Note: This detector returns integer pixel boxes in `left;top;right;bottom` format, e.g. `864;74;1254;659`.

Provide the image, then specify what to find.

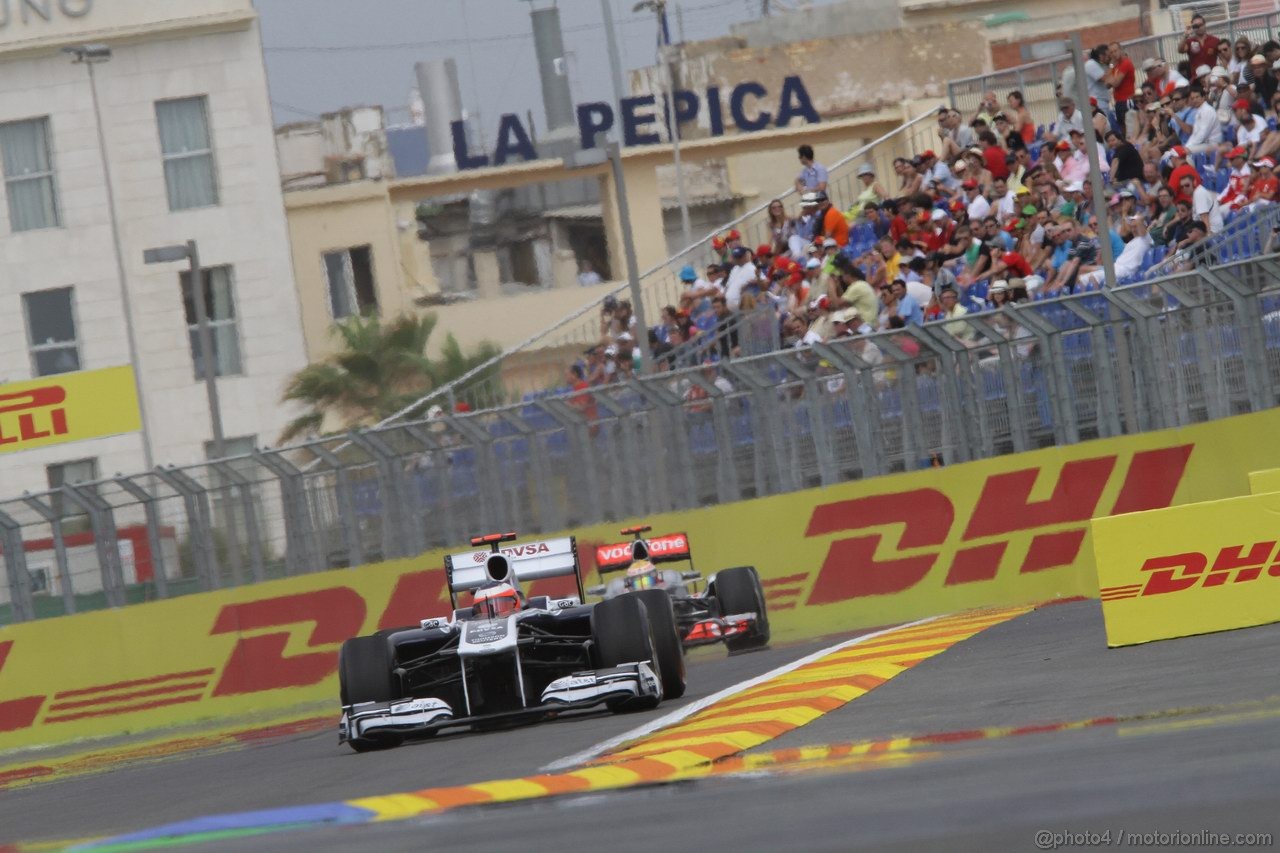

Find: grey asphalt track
11;602;1280;852
0;634;849;847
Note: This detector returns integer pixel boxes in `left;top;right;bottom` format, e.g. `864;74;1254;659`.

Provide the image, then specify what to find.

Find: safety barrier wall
3;405;1280;751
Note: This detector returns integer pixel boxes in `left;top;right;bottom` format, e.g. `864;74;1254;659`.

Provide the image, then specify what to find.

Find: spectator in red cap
1248;156;1278;207
1167;145;1200;203
1232;97;1269;162
1218;146;1253;211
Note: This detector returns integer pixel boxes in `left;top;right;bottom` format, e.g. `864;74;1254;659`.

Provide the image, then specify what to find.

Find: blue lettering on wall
776;75;820;127
453;76;820;169
730;82;771;132
621;95;660;147
492;114;537;166
451;119;489;170
577;102;614;150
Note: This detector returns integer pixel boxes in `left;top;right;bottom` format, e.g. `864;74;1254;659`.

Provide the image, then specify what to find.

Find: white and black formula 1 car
590;526;770;654
338;531;686;752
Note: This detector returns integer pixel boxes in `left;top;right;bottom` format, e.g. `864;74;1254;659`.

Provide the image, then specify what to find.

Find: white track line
542;613;944;771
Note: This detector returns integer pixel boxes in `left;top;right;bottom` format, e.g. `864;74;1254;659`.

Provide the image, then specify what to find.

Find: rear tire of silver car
592;594;662;711
716;566;771;654
339;635;404;752
629;589;687;699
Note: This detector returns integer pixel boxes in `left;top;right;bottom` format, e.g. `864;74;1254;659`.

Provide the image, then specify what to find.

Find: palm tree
279;313;500;442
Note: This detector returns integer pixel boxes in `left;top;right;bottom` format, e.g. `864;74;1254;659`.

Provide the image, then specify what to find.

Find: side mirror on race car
586;584;607;597
681;572;703;582
620;525;652;538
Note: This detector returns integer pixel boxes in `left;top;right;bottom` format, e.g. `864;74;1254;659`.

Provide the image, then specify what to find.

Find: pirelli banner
0;366;141;454
3;408;1280;750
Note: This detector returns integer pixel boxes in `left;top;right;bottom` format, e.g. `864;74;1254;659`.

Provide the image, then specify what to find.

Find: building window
0;117;59;231
323;246;378;319
23;287;80;376
47;457;98;527
156;97;218;211
180;266;242;378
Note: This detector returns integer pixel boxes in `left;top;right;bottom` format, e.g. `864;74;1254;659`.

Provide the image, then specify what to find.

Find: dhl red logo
802;445;1194;604
1101;541;1280;601
0;386;68;448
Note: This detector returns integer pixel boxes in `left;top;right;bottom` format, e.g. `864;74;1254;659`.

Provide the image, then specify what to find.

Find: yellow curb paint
347;793;440;821
469;778;556;802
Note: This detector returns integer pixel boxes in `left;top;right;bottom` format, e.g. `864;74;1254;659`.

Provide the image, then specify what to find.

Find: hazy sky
255;0;830;146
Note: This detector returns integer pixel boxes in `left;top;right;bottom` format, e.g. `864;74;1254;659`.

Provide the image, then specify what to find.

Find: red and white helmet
472;582;522;619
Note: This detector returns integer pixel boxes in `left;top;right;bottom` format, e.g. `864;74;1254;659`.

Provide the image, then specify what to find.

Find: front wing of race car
681;611;761;647
340;662;660;745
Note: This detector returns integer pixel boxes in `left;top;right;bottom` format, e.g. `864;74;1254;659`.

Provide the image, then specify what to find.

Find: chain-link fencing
5;254;1280;624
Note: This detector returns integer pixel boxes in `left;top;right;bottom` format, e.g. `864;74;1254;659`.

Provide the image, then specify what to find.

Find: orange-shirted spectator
813;190;849;247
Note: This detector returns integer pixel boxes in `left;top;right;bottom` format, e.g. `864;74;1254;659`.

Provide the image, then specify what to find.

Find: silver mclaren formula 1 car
590;526;770;653
338;532;686;752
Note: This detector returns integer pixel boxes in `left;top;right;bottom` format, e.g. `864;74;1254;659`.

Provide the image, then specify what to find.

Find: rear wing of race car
595;529;693;574
444;533;585;607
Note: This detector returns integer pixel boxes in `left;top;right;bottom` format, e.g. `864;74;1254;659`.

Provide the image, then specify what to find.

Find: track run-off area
3;600;1278;852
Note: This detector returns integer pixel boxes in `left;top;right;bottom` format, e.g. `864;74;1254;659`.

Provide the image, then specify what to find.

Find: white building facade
0;0;308;495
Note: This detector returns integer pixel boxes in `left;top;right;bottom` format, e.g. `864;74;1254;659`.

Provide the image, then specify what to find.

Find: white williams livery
338;532;684;752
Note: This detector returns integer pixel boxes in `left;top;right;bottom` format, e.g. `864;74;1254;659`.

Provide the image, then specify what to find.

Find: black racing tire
628;589;687;700
591;595;661;711
339;635;403;752
715;566;771;654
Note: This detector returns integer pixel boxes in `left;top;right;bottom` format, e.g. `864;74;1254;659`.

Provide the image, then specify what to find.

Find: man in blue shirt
889;279;924;326
795;144;829;193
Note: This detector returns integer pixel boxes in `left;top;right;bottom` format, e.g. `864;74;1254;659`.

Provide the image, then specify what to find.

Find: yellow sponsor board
0;366;141;455
4;407;1280;751
1092;490;1280;647
1247;467;1280;495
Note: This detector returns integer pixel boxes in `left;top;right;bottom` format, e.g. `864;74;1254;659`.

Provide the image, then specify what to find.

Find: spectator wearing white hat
846;163;888;221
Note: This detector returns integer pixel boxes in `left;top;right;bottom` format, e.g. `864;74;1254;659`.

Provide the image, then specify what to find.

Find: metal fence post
208;461;266;583
401;425;462;548
252;451;322;576
623;378;698;511
61;484;126;608
307;444;366;569
152;467;222;590
1197;266;1272;413
0;509;36;622
346;431;419;561
535;399;602;523
113;475;170;599
21;494;76;613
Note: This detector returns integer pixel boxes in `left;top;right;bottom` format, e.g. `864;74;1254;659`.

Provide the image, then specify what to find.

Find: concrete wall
730;0;903;46
638;23;987;127
989;9;1145;71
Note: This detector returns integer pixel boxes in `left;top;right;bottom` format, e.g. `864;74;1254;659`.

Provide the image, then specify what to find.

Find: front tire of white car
628;589;687;699
592;595;662;711
339;635;404;752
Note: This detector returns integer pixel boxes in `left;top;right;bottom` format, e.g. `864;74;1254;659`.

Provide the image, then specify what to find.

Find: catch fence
6;255;1280;624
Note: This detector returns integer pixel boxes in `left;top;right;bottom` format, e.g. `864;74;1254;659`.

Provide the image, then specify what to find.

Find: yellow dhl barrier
4;407;1280;751
1247;467;1280;495
0;366;140;456
1092;490;1280;647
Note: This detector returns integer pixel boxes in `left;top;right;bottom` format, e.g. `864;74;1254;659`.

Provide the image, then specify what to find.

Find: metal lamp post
563;144;654;373
628;0;693;248
143;240;226;461
65;43;156;469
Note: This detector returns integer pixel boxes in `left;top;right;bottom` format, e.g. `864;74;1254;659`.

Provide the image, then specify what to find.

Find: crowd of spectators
568;16;1280;399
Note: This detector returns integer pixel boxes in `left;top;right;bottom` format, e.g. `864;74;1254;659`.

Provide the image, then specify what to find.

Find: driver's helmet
472;581;523;619
625;560;659;591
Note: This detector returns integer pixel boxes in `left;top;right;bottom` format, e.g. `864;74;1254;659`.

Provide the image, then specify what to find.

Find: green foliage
280;313;500;442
